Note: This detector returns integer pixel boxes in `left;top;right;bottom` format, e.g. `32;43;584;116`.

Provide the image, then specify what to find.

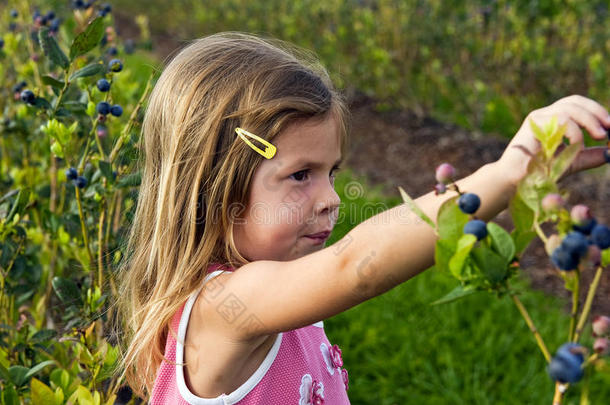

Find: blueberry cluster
32;9;61;33
65;167;87;189
550;205;610;271
548;343;586;383
96;102;122;118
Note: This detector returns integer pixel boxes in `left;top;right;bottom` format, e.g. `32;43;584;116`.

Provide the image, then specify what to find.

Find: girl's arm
198;95;609;341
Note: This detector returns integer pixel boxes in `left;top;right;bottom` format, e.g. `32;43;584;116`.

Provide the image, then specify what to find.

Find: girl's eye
290;166;341;183
290;170;310;182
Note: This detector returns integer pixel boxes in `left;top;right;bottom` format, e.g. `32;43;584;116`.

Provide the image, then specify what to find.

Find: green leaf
487;222;515;264
430;284;478;305
24;360;55;380
31;329;57;343
38;28;69;69
74;385;94;405
116;172;141;188
31;378;57;405
52;277;82;305
42;75;65;89
511;228;536;257
50;368;71;391
1;384;18;405
550;143;580;182
70;17;105;60
8;365;29;387
530;116;567;160
509;191;535;232
33;97;52;110
602;248;610;267
471;245;508;284
434;238;455;274
448;234;477;280
397;186;436;230
437;195;469;242
69;62;104;80
97;160;113;181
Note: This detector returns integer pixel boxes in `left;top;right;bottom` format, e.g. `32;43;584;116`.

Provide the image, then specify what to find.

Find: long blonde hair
112;32;350;400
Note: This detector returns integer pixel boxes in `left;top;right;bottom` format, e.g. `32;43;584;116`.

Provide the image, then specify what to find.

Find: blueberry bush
120;0;610;139
400;119;610;403
0;2;153;403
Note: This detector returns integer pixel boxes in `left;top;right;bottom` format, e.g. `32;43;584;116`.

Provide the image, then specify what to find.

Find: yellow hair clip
235;127;277;159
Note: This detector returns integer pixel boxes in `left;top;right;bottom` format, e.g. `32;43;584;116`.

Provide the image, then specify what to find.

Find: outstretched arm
344;95;610;300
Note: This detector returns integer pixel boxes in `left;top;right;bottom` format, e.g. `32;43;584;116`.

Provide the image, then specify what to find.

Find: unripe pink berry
571;204;592;226
96;126;107;138
593;338;609;355
592;315;610;337
435;163;455;185
541;193;564;212
545;234;562;256
434;183;447;195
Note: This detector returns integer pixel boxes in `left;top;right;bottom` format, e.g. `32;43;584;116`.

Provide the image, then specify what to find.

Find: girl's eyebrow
289;156;343;169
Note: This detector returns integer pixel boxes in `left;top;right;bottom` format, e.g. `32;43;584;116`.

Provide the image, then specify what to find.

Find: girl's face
233;115;342;262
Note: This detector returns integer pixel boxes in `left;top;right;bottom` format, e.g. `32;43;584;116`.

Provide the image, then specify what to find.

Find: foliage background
0;0;609;404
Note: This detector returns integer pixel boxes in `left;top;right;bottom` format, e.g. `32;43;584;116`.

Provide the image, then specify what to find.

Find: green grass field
324;169;610;404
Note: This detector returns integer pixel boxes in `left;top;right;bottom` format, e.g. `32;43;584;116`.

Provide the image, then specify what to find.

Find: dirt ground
343;90;610;318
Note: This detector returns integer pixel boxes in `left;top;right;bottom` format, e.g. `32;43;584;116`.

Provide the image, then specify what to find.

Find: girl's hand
497;95;610;187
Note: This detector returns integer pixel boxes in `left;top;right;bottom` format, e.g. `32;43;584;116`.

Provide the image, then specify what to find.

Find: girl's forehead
273;116;341;160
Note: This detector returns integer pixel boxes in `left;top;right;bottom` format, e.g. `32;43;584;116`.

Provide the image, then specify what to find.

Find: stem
553;382;568;405
568;269;580;342
74;187;95;273
510;291;552;362
97;195;106;289
573;265;604;342
533;211;548;245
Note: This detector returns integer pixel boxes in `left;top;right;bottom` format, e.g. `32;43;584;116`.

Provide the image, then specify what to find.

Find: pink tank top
150;263;351;404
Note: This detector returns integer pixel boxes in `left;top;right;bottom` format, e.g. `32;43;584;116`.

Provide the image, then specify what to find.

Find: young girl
113;31;610;404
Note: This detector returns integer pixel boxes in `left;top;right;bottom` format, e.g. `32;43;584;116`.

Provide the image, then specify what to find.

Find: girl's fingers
562;147;609;180
553;102;607;141
563;119;585;151
553;95;610;136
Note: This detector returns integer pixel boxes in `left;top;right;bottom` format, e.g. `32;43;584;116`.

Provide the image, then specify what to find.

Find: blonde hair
112;31;350;400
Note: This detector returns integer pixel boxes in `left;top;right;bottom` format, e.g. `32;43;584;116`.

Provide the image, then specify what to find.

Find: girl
113;32;610;404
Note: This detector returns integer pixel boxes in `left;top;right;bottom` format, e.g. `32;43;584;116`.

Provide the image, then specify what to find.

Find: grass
324;168;610;404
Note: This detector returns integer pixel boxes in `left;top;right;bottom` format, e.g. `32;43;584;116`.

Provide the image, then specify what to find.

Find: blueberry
102;3;112;13
124;39;135;54
591;224;610;250
9;22;16;32
20;89;36;105
112;170;117;180
0;38;4;50
107;46;118;56
604;149;610;164
108;59;123;72
548;343;586;383
50;18;61;32
96;78;111;92
548;353;584;383
110;104;123;117
45;11;55;20
74;176;87;188
551;246;579;271
65;167;78;180
96;101;111;115
73;0;85;9
463;219;488;241
98;9;107;17
10;9;18;18
561;231;589;258
458;193;481;214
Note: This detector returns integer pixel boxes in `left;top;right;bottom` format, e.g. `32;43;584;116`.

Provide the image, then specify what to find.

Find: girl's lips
306;231;331;239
